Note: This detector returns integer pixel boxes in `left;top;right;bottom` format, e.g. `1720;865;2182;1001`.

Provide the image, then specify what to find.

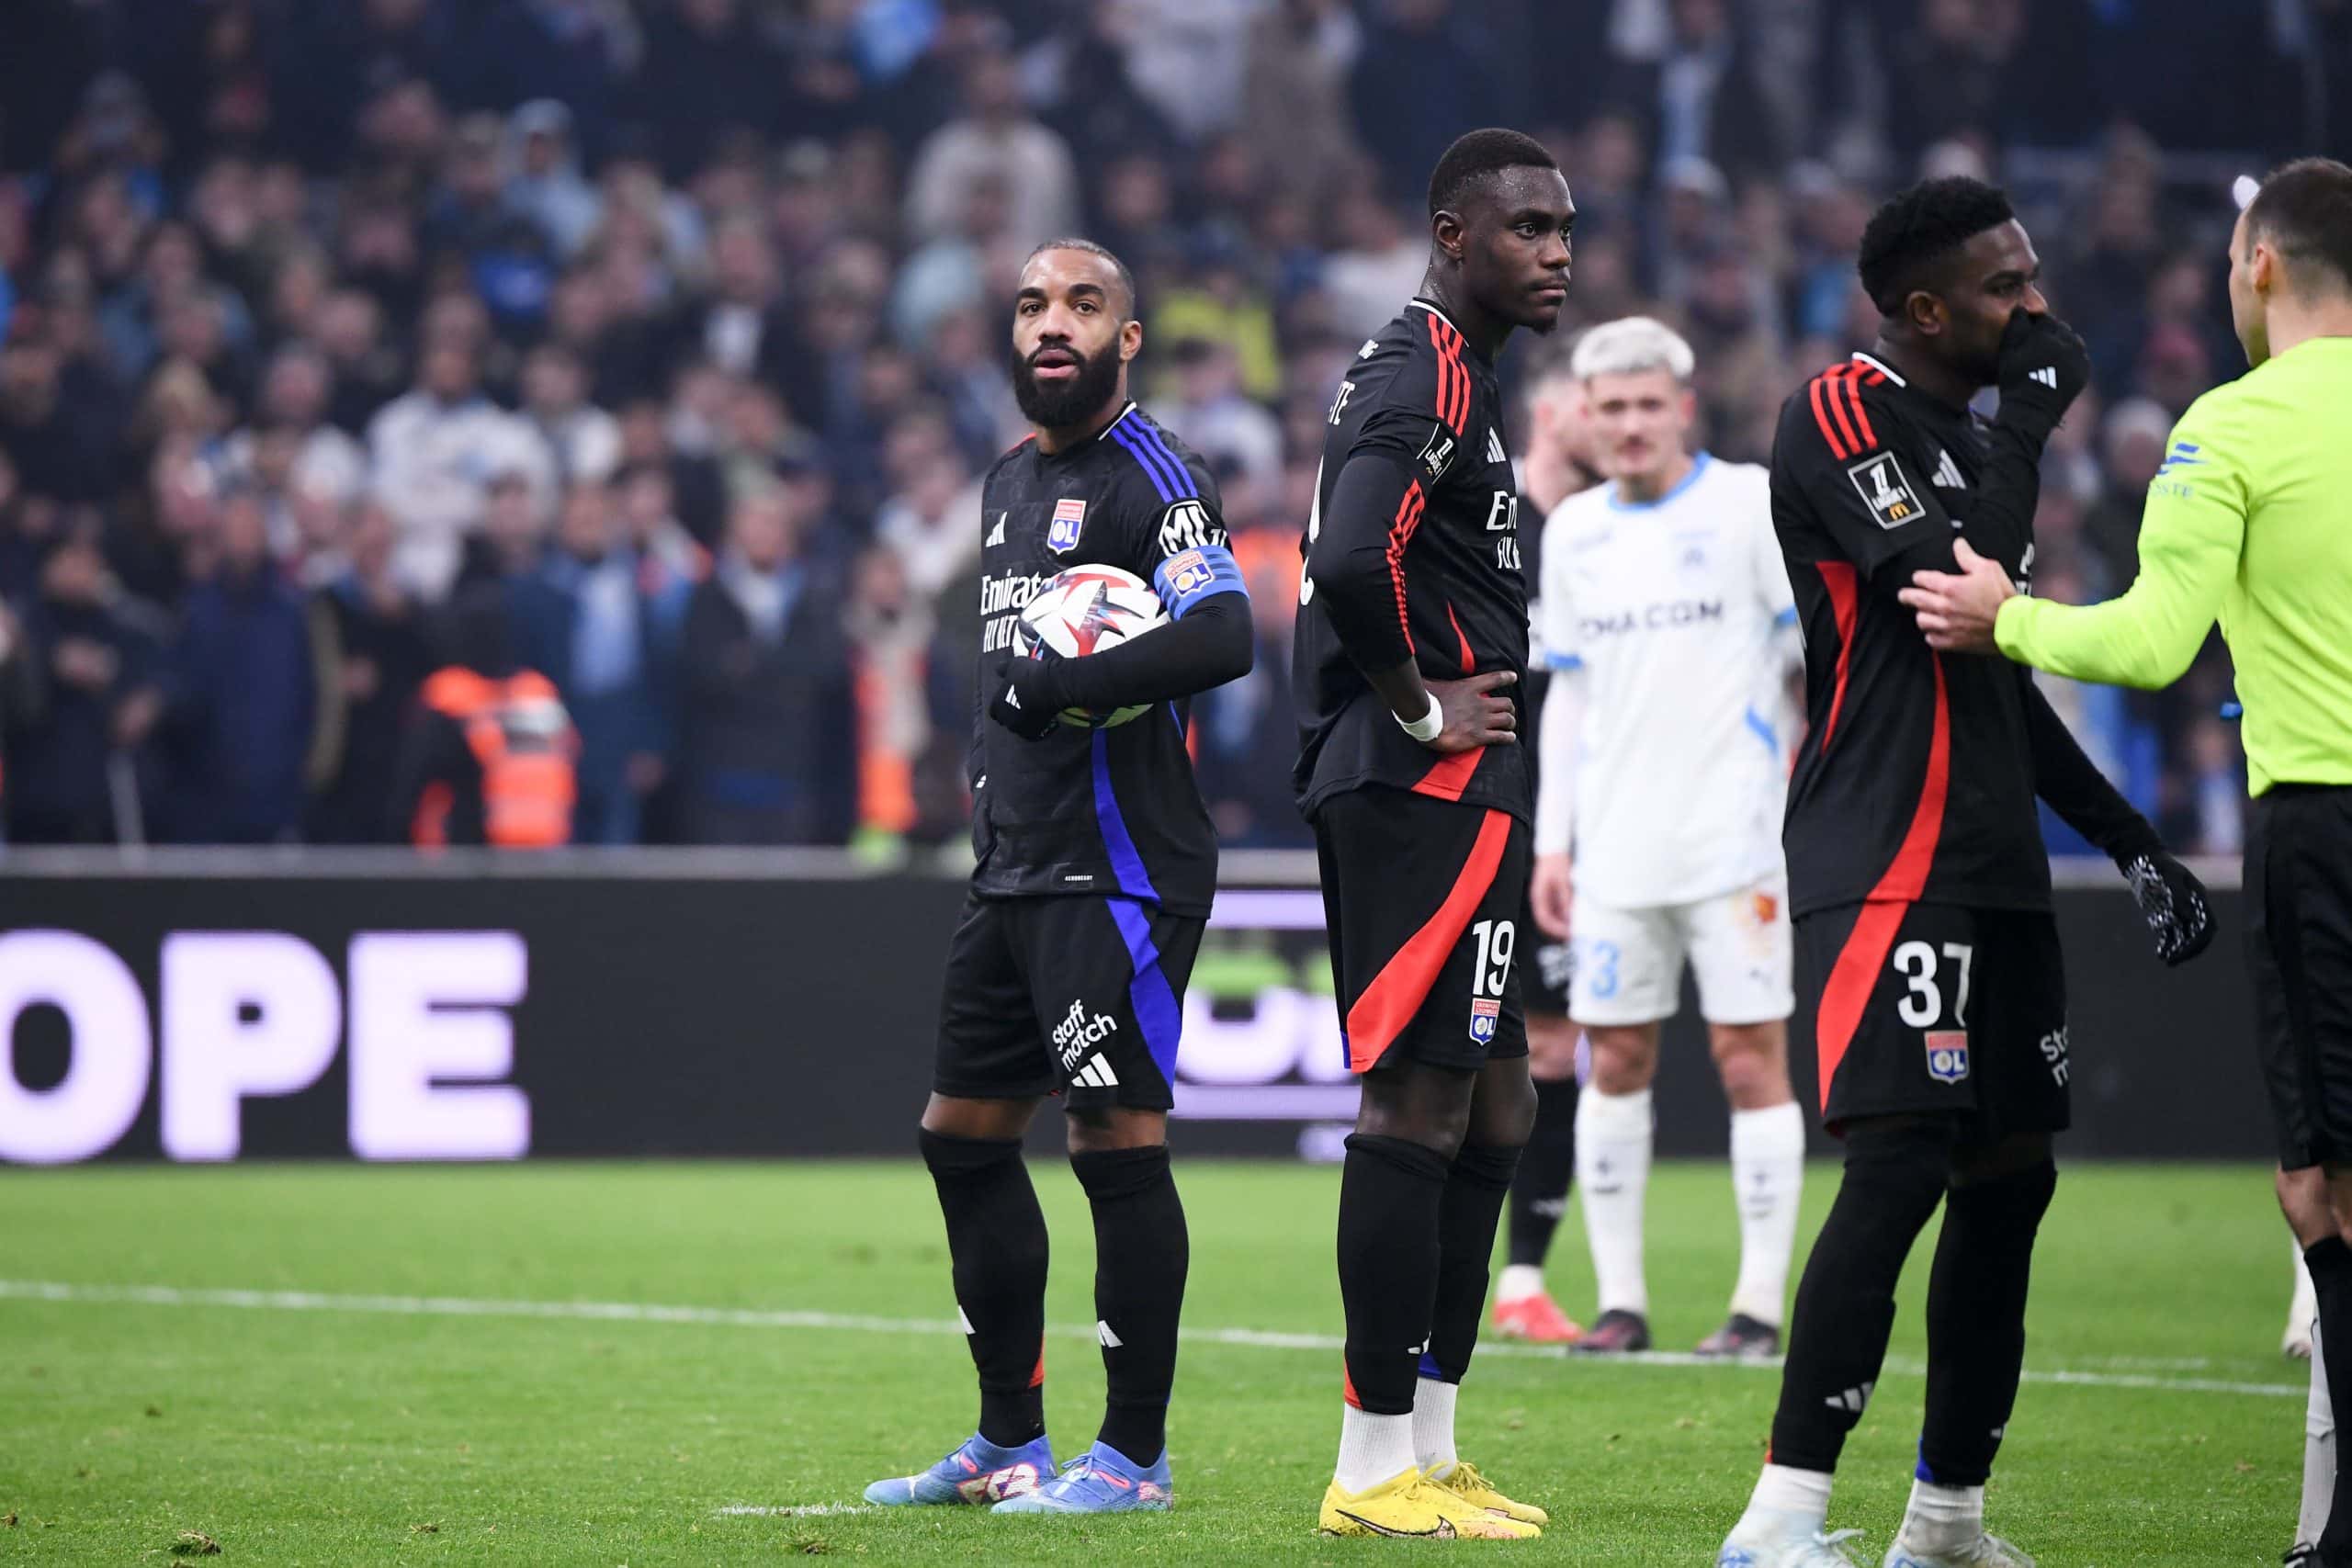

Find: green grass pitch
0;1160;2307;1564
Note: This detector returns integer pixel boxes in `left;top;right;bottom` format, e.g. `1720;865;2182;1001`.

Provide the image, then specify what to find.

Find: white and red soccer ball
1011;564;1168;729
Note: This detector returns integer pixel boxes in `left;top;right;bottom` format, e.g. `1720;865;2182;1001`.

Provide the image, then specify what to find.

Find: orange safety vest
415;668;577;849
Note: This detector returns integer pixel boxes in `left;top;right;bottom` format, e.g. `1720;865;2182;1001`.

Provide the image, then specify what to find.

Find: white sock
1335;1404;1418;1495
1575;1087;1653;1317
1411;1376;1458;1477
1496;1263;1546;1303
1737;1462;1832;1532
1728;1100;1806;1325
1896;1478;1984;1552
2304;1307;2335;1547
2295;1241;2321;1350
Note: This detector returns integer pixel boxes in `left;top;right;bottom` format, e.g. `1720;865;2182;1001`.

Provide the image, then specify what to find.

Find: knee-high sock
1504;1075;1577;1285
2304;1237;2352;1557
1071;1145;1187;1464
1915;1161;2057;1509
1728;1101;1807;1326
1334;1133;1450;1493
1417;1142;1522;1474
1766;1119;1951;1475
1576;1087;1653;1316
922;1129;1048;1446
2304;1292;2335;1549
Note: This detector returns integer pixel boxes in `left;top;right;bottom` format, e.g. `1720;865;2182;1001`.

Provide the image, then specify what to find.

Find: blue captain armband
1152;545;1248;619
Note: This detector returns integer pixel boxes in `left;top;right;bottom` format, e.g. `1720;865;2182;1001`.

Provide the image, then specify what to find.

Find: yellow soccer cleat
1427;1460;1550;1527
1318;1467;1542;1540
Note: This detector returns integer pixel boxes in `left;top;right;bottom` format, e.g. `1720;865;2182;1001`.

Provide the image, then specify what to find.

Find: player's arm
2022;682;2215;965
1992;412;2247;688
1306;441;1515;752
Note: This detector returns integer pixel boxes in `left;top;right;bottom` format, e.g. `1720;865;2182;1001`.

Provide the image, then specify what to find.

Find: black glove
1994;310;2091;442
2120;850;2214;966
988;657;1069;740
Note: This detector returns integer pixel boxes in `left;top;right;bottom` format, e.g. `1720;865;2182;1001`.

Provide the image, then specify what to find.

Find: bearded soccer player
865;240;1251;1517
1715;178;2213;1568
1532;316;1808;1361
1294;128;1571;1540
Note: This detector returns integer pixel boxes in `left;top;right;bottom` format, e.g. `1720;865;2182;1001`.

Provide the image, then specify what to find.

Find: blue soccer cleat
863;1432;1055;1506
990;1440;1172;1514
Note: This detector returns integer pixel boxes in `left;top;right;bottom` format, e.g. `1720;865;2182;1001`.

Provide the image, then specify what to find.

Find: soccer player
1527;315;1807;1359
1899;156;2352;1568
865;239;1252;1517
1492;357;1601;1347
1713;176;2214;1568
1294;128;1571;1540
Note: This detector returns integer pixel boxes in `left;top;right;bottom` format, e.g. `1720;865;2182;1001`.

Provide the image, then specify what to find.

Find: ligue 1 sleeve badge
1049;497;1087;553
1470;996;1501;1044
1925;1030;1970;1084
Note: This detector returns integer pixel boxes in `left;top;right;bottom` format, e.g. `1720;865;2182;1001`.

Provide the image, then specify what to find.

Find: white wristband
1396;689;1444;743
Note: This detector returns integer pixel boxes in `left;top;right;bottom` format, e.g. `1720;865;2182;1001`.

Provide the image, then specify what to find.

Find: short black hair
1856;176;2017;315
2245;157;2352;295
1023;237;1137;319
1428;128;1560;218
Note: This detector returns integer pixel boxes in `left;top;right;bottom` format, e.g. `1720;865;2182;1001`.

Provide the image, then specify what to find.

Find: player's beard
1012;341;1124;431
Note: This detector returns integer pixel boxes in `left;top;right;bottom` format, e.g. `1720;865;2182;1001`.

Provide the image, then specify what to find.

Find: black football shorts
1797;900;2068;1137
1313;784;1532;1076
933;894;1204;1112
2247;786;2352;1170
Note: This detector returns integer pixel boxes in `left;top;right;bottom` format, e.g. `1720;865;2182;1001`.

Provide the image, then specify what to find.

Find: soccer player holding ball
1715;178;2213;1568
865;240;1251;1517
1293;129;1571;1540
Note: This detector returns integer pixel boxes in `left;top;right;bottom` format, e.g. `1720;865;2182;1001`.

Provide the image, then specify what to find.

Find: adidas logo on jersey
1097;1320;1124;1348
1486;426;1508;465
1052;998;1120;1069
1070;1055;1121;1089
2028;366;2060;389
985;514;1007;547
1931;450;1967;489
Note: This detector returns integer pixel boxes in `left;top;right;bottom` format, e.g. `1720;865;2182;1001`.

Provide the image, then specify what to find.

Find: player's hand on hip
2120;849;2217;966
988;660;1064;740
1900;539;2012;654
1531;852;1574;941
1425;670;1517;752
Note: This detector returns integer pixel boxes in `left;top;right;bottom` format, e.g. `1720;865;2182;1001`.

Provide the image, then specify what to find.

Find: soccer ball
1012;563;1168;729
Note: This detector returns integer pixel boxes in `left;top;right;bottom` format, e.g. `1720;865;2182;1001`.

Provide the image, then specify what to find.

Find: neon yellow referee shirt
1996;334;2352;795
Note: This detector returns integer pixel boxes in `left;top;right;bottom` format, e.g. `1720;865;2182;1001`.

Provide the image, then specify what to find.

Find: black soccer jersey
1774;352;2075;915
1294;299;1530;821
969;401;1246;918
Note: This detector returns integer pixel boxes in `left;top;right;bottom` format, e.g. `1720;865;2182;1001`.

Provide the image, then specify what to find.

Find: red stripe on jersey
1808;374;1850;460
1412;747;1479;804
1446;602;1474;672
1821;366;1865;456
1835;365;1879;451
1385;482;1426;652
1813;655;1951;1119
1815;561;1859;750
1426;312;1468;433
1344;807;1511;1071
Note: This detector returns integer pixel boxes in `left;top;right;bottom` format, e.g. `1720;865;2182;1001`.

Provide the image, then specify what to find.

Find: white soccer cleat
1716;1510;1864;1566
1880;1531;2036;1567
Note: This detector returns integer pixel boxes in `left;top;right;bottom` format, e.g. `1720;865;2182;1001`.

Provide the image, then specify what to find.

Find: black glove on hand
2120;850;2215;966
1995;310;2091;442
988;657;1068;740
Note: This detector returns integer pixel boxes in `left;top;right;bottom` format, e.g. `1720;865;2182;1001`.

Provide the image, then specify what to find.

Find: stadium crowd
0;0;2343;852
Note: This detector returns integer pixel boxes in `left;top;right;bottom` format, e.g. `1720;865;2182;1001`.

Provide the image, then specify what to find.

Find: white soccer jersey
1539;452;1799;908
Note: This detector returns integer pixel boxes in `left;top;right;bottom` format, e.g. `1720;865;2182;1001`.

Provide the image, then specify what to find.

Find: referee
1902;156;2352;1568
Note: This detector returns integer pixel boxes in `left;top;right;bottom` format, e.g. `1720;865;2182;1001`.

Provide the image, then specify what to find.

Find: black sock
2308;1236;2352;1557
1425;1141;1522;1382
1918;1160;2056;1485
921;1129;1048;1448
1070;1144;1187;1464
1768;1116;1952;1473
1338;1132;1452;1416
1507;1075;1577;1269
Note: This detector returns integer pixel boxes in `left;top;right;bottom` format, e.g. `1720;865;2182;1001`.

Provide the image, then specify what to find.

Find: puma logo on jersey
1486;427;1508;465
1931;451;1966;489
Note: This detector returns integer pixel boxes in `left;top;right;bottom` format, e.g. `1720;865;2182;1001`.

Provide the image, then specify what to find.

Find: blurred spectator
903;45;1080;255
632;0;787;181
4;527;161;843
308;501;434;842
1148;339;1283;494
1349;0;1500;207
521;341;622;485
507;479;673;845
1241;0;1364;203
391;582;578;848
1608;0;1786;186
665;215;800;400
503;99;605;260
1321;185;1428;343
160;487;321;843
874;451;980;609
675;488;854;844
367;299;553;597
844;544;933;851
466;3;632;160
2082;397;2173;590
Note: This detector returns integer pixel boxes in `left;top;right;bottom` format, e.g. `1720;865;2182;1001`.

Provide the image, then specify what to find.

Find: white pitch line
714;1504;876;1517
0;1280;2298;1401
